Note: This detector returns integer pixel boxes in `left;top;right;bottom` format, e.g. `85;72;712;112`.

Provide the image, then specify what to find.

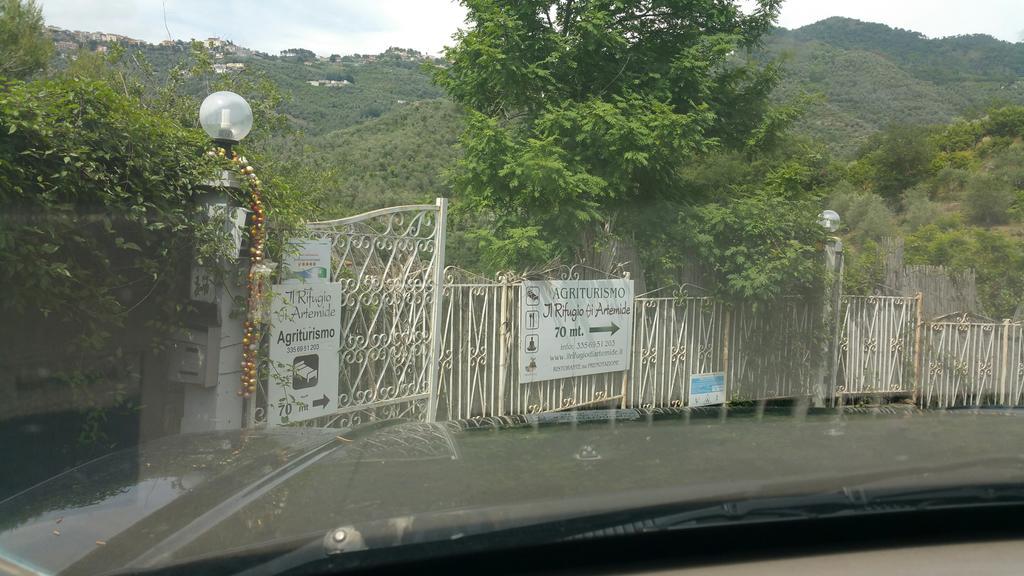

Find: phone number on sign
286;343;320;354
577;339;616;349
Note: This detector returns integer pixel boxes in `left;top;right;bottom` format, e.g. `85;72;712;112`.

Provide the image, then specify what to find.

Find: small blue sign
689;372;725;407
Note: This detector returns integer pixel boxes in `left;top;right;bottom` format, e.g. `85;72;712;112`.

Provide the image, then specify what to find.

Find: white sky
38;0;1023;57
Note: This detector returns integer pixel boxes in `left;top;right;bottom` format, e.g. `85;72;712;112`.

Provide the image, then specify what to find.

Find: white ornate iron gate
836;296;919;399
253;199;447;427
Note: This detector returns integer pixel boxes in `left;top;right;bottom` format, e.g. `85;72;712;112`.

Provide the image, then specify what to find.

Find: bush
0;76;217;349
676;192;827;302
988;145;1024;191
963;173;1015;226
826;182;897;241
932;167;970;200
933;119;984;152
985;106;1024;139
854;125;936;200
901;184;942;231
842;239;884;295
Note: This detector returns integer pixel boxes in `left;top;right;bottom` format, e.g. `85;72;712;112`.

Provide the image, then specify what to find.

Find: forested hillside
765;17;1024;156
260;17;1024;214
52;16;1022;199
273;99;462;216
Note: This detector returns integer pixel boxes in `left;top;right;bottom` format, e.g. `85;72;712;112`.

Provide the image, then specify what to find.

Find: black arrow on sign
312;394;331;409
589;322;620;336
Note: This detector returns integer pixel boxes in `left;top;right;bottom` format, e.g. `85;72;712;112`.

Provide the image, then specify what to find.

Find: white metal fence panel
837;296;918;398
437;278;506;419
1011;323;1024;406
921;316;1021;408
436;269;626;420
630;297;725;409
728;301;820;401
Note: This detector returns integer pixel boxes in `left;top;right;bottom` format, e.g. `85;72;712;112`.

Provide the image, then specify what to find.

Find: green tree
852;125;936;200
901;183;942;231
984;105;1024;138
0;0;52;80
674;191;826;300
963;173;1015;226
825;182;896;242
434;0;786;271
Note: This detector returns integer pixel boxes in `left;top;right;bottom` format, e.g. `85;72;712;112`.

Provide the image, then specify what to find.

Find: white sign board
281;238;331;285
689;372;725;407
267;283;341;426
519;279;634;383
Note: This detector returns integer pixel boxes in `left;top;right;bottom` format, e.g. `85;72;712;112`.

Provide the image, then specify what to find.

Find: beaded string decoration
208;146;267;398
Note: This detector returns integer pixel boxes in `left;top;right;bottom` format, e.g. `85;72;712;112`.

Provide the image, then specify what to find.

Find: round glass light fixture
818;209;841;233
199;91;253;142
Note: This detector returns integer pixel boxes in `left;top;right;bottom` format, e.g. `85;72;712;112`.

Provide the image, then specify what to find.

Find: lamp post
818;210;843;407
177;91;254;434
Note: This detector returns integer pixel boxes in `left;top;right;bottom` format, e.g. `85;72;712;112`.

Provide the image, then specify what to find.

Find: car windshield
2;0;1023;573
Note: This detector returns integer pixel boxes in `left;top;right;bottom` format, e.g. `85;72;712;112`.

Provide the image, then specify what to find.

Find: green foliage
675;192;826;301
117;41;445;138
278;100;463;218
935;119;985;153
988;144;1024;191
0;0;52;79
0;76;215;348
247;54;443;135
466;225;554;274
0;36;313;355
931;167;971;200
436;0;791;273
842;239;884;295
905;225;1024;318
901;184;943;231
825;182;897;242
851;125;936;199
280;48;317;63
962;173;1015;226
786;17;1024;83
984;105;1024;138
763;20;1024;157
830;104;1024;316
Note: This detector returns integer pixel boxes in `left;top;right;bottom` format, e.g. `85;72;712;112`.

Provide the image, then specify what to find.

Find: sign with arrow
519;279;634;383
267;282;341;426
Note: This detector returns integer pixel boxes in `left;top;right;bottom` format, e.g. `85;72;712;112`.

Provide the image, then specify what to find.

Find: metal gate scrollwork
920;314;1021;408
836;296;917;398
254;199;448;427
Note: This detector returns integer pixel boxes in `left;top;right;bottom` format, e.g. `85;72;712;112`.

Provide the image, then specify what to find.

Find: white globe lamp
818;210;841;233
199;91;253;145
